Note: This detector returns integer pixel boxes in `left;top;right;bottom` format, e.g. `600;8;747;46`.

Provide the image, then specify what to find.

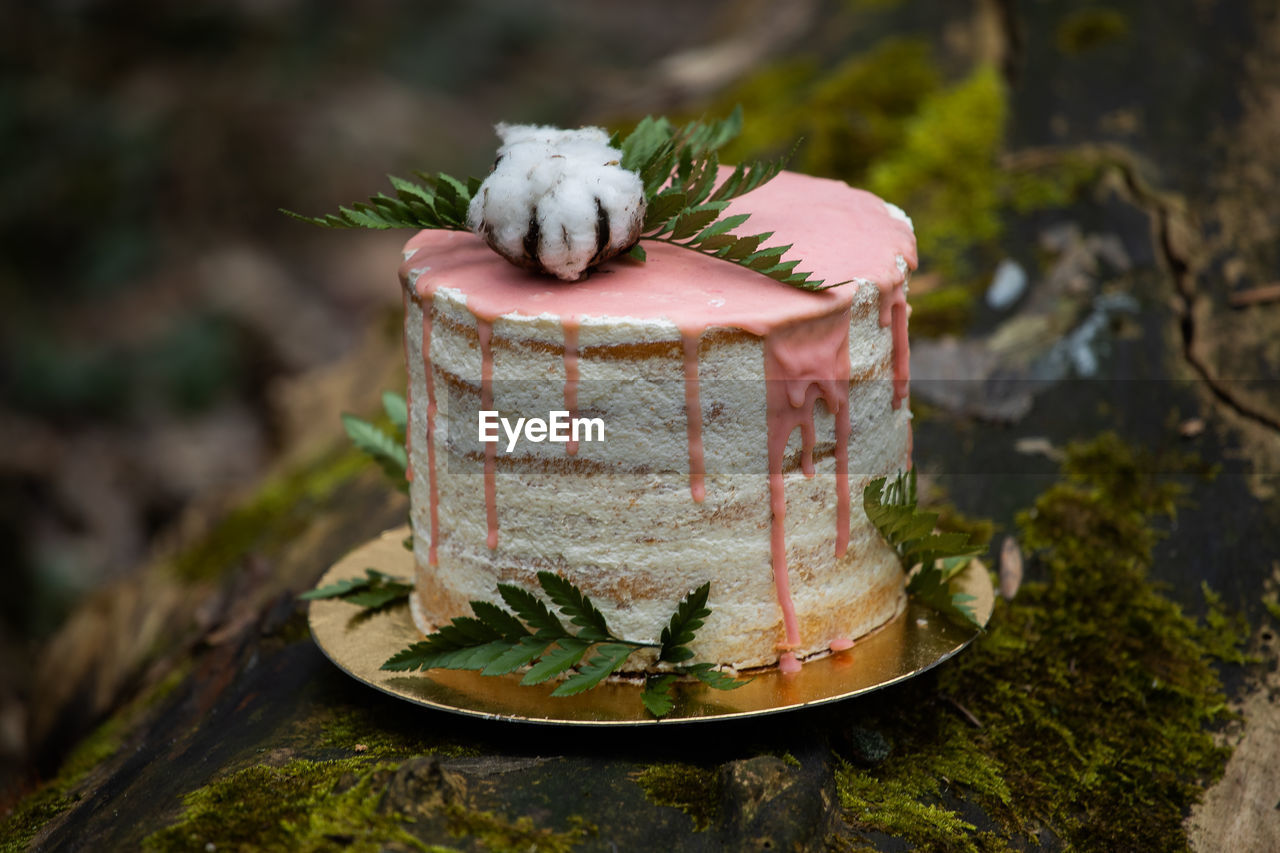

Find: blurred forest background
3;0;1277;811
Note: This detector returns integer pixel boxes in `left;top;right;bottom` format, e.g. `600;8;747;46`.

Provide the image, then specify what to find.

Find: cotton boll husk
468;124;646;282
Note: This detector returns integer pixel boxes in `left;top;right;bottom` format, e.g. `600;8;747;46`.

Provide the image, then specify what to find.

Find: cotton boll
468;124;646;281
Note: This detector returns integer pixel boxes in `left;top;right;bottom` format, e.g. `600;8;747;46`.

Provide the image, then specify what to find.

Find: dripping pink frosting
400;171;916;667
401;289;414;484
476;319;499;550
562;319;580;456
764;307;853;656
680;330;706;503
420;306;440;566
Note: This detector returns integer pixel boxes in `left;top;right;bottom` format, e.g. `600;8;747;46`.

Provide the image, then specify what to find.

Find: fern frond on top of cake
284;108;834;290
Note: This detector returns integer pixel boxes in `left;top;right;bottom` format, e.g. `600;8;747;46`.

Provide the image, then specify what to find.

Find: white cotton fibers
467;124;646;282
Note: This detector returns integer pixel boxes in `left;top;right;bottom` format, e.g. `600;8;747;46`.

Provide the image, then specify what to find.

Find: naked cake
399;169;917;674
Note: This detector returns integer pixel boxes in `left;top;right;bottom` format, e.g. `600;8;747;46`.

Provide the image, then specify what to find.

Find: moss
1;786;76;853
169;447;369;581
297;702;476;760
140;751;587;853
713;38;941;184
0;661;193;852
932;503;996;551
1198;583;1252;665
867;65;1006;281
442;805;591;853
697;34;1128;340
1264;596;1280;622
1007;152;1104;213
833;432;1243;850
697;40;999;333
1056;8;1130;55
836;759;1008;852
634;763;721;832
908;286;978;339
141;758;432;853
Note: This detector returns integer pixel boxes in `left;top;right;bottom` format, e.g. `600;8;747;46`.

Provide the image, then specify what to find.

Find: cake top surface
400;171;917;335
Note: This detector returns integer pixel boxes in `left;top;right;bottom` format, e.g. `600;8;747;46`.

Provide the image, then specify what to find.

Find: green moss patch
708;40;1004;286
866;65;1006;280
691;34;1120;339
834;433;1246;850
141;759;432;853
634;763;721;832
138;752;589;853
712;39;941;189
442;805;590;853
907;286;979;340
294;701;476;761
169;448;369;581
0;756;112;853
1;661;192;853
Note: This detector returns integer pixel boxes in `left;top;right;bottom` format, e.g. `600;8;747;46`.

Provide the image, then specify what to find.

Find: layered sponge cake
399;171;916;673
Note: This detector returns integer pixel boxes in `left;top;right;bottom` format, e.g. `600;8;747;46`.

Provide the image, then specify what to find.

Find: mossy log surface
6;1;1280;851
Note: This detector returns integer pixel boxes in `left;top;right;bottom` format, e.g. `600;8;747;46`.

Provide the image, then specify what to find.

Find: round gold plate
308;527;994;725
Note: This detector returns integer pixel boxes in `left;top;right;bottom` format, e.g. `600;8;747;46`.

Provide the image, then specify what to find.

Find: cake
398;170;916;674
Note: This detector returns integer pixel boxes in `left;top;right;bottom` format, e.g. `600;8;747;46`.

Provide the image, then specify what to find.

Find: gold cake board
308;526;994;725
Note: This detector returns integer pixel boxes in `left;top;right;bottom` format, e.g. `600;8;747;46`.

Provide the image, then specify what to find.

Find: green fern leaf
520;639;592;685
620;115;674;174
864;469;988;630
719;233;770;261
299;573;373;601
381;637;512;672
659;583;711;663
685;662;751;691
643;191;688;232
481;636;555;676
551;643;635;696
537;572;612;642
301;569;410;610
341;413;407;490
470;600;531;640
640;675;678;717
691;213;750;242
670;204;728;241
382;391;408;432
497;583;568;638
343;584;412;610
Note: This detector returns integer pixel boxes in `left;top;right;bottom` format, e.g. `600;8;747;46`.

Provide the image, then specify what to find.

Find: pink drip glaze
477;319;499;550
833;360;852;559
764;307;853;657
680;330;706;503
421;305;440;566
778;652;802;674
829;637;854;652
400;172;917;669
562;318;580;456
879;283;911;410
401;289;414;484
906;418;914;471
